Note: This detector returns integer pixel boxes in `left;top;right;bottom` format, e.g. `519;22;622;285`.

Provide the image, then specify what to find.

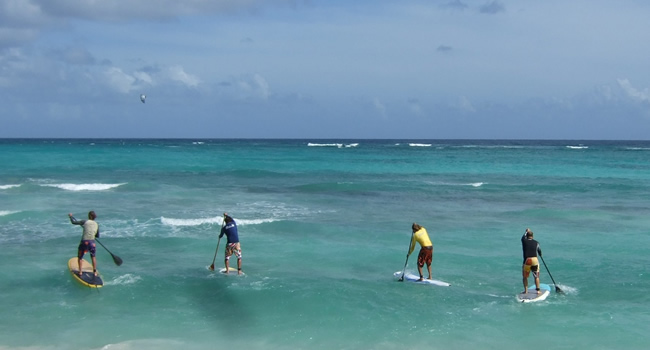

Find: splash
41;183;126;191
105;274;142;286
161;216;276;227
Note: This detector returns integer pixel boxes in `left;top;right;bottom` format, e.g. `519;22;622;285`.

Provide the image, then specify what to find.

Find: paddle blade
555;285;563;294
112;254;123;266
209;264;215;271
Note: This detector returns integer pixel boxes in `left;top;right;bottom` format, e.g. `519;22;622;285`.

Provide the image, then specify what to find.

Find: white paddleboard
219;266;244;275
517;283;551;303
394;271;451;286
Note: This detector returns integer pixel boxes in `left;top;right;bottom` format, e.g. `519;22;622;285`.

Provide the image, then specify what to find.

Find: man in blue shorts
69;211;100;276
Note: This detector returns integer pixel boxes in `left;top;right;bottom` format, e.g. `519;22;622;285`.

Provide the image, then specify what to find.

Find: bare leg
77;256;83;276
417;265;424;281
522;266;528;293
534;276;541;294
91;256;98;276
224;258;229;274
426;264;432;280
237;258;242;275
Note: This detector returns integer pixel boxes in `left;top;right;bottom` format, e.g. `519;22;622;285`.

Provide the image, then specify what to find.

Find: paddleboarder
219;213;242;275
521;228;543;294
69;211;100;277
408;223;433;281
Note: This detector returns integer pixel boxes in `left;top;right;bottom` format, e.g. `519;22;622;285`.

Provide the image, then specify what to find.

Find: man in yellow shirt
408;223;433;281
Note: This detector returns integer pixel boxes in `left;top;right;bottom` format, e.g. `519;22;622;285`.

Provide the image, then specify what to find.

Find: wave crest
161;216;276;227
41;183;126;191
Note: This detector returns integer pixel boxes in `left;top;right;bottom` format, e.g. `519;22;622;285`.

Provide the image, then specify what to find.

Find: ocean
0;139;649;350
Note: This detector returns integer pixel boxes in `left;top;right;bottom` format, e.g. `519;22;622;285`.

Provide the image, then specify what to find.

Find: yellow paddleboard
68;257;103;288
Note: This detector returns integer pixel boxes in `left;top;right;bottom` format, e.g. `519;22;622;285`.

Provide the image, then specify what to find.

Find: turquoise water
1;139;649;350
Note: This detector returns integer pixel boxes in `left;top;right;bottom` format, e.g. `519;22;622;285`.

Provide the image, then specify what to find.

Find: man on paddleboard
69;211;100;277
408;223;433;281
220;213;242;275
521;228;543;294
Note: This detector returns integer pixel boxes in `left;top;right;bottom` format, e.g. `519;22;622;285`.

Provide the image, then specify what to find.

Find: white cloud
407;98;423;116
617;78;650;103
104;67;136;93
228;73;271;100
458;96;475;113
253;73;269;99
168;65;200;87
133;71;153;85
373;97;387;118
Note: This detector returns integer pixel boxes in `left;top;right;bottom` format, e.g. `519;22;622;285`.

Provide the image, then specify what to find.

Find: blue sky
1;0;649;139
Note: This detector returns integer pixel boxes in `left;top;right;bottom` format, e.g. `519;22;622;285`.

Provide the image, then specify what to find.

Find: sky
1;0;649;139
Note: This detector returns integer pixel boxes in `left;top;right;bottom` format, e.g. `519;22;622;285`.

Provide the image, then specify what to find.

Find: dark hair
88;211;97;220
526;230;534;239
412;223;422;232
224;215;234;223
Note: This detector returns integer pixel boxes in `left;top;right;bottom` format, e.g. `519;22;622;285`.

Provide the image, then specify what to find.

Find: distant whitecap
41;183;126;191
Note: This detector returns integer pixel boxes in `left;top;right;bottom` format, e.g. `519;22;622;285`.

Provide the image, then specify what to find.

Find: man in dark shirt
521;228;543;294
219;213;242;274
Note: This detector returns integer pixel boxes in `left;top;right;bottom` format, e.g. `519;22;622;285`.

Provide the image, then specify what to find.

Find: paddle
398;231;415;282
540;255;562;293
209;220;226;271
95;238;123;266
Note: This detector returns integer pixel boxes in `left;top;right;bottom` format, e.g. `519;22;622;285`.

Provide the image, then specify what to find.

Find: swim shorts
78;240;96;258
225;242;242;260
417;246;433;267
523;257;540;278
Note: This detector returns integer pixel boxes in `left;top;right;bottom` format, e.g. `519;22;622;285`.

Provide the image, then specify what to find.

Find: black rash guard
521;234;542;263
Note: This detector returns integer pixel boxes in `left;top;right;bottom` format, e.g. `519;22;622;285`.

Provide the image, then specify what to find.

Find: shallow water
1;139;649;349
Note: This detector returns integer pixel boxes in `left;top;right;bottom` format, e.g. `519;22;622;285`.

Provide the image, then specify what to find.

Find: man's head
525;228;534;239
88;211;97;220
412;223;422;232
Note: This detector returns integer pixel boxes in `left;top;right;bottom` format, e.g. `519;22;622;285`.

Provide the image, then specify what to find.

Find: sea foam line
409;143;432;147
161;216;277;227
0;210;20;216
0;184;21;190
307;143;358;148
40;183;126;191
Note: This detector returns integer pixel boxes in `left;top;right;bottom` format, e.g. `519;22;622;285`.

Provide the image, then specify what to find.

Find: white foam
105;274;142;286
566;145;588;149
555;284;578;295
0;210;20;216
161;216;276;227
409;143;431;147
41;183;126;191
0;184;21;190
161;216;223;226
308;143;343;148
